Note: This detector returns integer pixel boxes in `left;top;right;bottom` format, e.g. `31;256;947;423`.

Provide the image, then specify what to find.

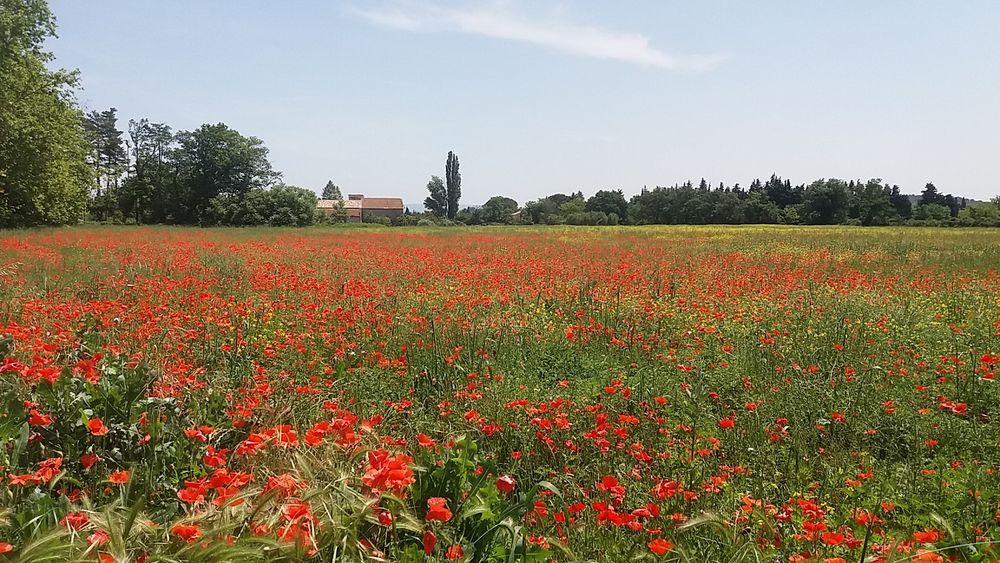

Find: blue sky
49;1;1000;203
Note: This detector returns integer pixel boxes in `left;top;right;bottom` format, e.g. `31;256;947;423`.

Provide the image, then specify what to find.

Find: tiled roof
363;197;404;210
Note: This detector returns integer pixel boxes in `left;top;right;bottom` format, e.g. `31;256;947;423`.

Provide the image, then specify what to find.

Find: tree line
409;175;999;228
86;114;319;227
1;0;318;228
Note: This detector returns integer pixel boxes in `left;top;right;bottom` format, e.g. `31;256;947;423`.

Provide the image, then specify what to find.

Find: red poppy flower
912;550;944;562
171;523;202;543
87;529;110;546
109;470;130;484
496;475;516;494
35;457;63;482
648;538;673;555
446;544;464;559
177;483;206;504
423;530;436;555
28;410;53;427
80;453;100;470
264;473;306;498
0;543;13;554
426;497;453;522
362;450;415;496
912;528;943;543
821;531;844;545
282;500;314;523
88;418;109;436
376;508;393;527
61;511;90;531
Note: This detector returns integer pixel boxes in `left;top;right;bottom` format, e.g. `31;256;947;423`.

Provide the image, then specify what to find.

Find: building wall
363;208;404;220
317;195;403;223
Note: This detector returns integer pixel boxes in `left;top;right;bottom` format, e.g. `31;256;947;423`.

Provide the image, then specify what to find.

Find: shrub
204;185;317;227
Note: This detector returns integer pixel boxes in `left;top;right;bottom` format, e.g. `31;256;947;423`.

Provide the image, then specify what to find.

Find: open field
1;225;999;562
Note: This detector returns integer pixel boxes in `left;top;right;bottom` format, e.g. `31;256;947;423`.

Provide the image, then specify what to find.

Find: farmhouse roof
316;195;404;213
362;197;404;210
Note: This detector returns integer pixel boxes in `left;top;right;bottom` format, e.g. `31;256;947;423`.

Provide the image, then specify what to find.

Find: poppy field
1;225;998;562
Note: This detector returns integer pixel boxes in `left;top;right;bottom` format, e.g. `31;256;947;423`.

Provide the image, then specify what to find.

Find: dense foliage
203;184;318;227
511;177;990;228
0;0;91;228
417;177;998;228
110;121;283;225
425;152;464;220
1;0;290;228
0;226;998;561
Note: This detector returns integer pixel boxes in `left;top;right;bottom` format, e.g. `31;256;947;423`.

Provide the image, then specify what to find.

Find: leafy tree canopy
0;0;92;227
424;175;447;216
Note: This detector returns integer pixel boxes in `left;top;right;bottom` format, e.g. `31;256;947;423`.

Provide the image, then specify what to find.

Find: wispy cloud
352;2;725;72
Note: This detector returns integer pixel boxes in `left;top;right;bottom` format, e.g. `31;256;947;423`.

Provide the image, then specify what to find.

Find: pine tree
322;181;342;199
920;183;942;206
83;107;127;220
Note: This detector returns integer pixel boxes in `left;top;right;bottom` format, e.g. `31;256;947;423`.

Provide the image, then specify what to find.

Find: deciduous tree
424;175;447;216
0;0;92;227
586;189;629;221
171;123;280;223
478;196;518;224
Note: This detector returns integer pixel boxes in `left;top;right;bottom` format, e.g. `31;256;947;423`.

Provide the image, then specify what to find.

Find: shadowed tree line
410;175;999;228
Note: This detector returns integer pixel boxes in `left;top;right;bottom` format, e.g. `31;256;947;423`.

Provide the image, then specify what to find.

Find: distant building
316;199;343;216
317;194;404;223
344;195;363;223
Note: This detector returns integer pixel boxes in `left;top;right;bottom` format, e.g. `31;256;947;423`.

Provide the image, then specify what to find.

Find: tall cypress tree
445;150;461;220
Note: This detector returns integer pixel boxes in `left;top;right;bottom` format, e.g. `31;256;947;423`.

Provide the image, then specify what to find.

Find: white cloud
352;2;725;71
355;9;426;32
